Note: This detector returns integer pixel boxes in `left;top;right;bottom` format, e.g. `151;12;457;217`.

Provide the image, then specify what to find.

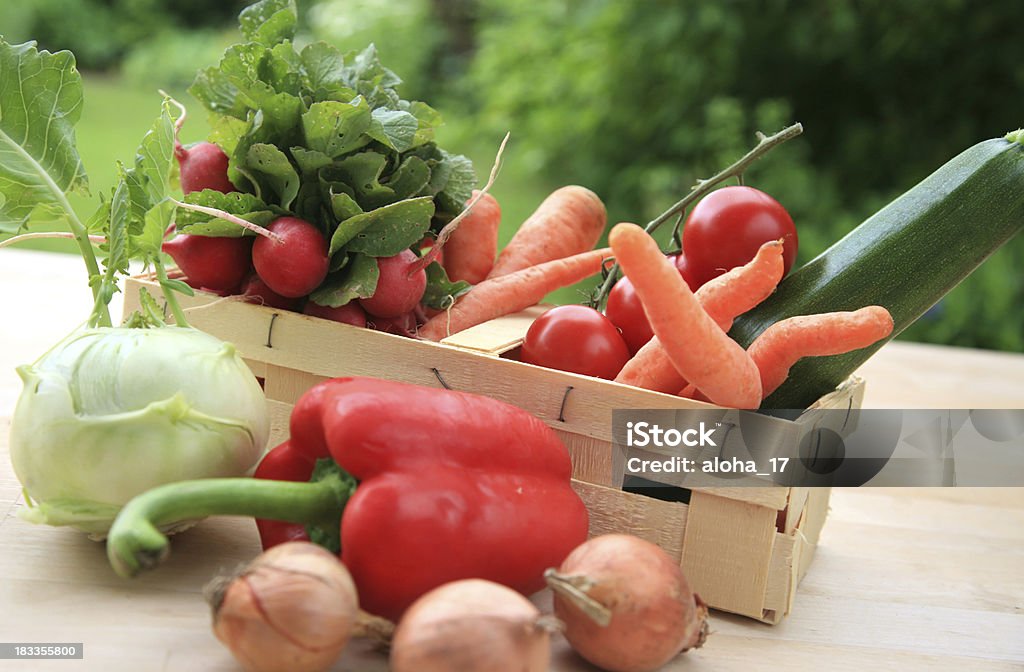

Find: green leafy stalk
0;39;104;305
1;40;191;328
152;259;190;328
590;123;804;308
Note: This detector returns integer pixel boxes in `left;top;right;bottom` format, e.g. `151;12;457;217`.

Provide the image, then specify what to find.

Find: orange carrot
609;223;762;409
418;247;612;341
614;240;784;394
486;186;606;279
443;190;501;285
749;306;894;398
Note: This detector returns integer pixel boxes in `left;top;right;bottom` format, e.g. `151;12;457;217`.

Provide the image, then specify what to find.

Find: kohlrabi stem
153;259;190;328
107;474;353;579
590;122;804;308
65;196;107;315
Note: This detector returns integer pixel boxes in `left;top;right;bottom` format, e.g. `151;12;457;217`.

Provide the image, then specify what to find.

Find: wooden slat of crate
680;490;779;619
762;532;799;624
796;488;832;583
264;365;329;406
439;305;551;354
691;487;790;510
557;431;614;485
266;399;293;449
571;481;688;563
785;487;811;534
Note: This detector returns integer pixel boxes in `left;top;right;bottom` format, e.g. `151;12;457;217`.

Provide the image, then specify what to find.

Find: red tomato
672;252;702;291
682;186;797;286
604;277;652;355
521;305;630;380
605;254;700;355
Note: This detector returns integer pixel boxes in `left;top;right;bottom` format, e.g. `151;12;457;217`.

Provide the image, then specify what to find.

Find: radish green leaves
186;0;476;307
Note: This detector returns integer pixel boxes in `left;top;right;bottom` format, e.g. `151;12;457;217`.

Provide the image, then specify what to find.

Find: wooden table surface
1;248;1022;672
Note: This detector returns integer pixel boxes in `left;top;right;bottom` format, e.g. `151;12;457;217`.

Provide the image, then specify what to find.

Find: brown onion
390;579;555;672
547;534;708;672
205;541;359;672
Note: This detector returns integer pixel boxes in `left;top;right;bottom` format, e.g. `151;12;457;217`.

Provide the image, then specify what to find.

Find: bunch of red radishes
165;140;430;336
209;534;707;672
157;4;477;339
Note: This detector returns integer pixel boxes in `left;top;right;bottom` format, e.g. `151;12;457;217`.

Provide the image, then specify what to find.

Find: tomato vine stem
589;122;803;308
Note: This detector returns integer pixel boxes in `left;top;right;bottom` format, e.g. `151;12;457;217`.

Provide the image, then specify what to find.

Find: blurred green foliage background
2;0;1022;351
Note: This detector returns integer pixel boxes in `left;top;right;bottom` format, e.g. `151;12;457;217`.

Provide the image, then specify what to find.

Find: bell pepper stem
106;474;352;578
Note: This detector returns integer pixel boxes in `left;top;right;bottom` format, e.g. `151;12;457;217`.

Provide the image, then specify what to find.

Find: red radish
164;94;236;195
546;534;708;672
176;142;236;194
161;233;253;292
358;250;427;319
252;217;330;299
367;311;418;337
303;301;367;327
241;274;303;311
390;579;554;672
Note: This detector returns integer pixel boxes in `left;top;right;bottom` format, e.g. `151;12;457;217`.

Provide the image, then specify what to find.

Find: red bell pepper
106;377;590;621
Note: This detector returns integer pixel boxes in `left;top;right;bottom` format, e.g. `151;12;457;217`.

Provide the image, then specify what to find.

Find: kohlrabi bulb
10;326;269;537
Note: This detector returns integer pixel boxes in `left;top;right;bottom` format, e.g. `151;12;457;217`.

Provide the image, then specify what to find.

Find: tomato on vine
605;254;699;354
682;186;797;286
521;305;631;379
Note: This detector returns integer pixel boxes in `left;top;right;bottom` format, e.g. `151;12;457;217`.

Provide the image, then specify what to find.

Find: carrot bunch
424;184;892;410
608;223;893;408
423;185;608;340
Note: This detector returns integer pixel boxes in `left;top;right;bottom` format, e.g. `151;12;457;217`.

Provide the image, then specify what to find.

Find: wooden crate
124;275;862;624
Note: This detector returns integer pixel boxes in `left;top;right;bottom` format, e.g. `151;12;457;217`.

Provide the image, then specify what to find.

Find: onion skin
208;542;359;672
390;579;552;672
550;534;708;672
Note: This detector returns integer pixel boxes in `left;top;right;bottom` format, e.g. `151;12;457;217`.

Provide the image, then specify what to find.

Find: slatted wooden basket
124;273;862;624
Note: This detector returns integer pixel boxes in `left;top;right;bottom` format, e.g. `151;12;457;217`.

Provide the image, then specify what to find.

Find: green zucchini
730;131;1024;409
